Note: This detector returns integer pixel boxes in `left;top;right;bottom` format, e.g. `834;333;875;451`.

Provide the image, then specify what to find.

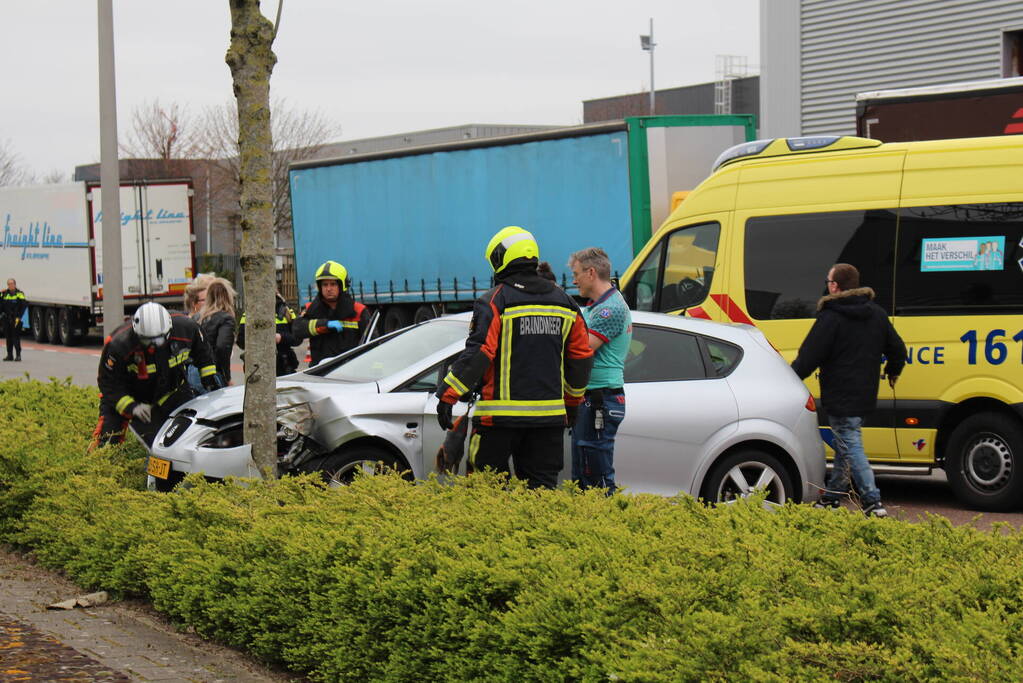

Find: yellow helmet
485;226;539;273
314;260;348;290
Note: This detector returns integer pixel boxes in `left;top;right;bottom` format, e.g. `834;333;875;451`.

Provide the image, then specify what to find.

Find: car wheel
31;307;49;343
382;306;411;334
701;449;794;506
945;412;1023;511
303;447;410;487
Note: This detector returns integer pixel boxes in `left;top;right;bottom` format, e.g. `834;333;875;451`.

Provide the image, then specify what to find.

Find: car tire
303;446;411;487
701;449;794;505
31;307;49;343
382;306;411;334
46;307;62;345
945;412;1023;511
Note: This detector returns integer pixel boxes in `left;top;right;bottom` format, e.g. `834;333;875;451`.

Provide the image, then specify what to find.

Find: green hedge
3;378;1023;681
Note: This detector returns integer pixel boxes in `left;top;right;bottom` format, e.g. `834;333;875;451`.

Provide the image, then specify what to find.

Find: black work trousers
469;425;565;489
4;317;21;359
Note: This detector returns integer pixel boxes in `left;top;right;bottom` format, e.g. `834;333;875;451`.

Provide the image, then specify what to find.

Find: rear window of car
625;325;707;382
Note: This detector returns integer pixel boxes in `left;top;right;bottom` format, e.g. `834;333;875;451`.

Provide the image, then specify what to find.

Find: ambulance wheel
382;306;411;334
46;307;62;345
946;412;1023;511
31;307;49;343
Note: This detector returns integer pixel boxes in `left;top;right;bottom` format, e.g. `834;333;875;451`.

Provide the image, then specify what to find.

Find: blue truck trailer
289;115;754;333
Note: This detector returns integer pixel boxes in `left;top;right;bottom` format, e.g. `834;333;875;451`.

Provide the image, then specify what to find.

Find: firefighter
237;291;300;376
435;226;593;489
91;302;221;449
293;260;370;366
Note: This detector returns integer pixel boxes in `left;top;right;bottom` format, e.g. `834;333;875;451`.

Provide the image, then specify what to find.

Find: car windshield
318;319;469;383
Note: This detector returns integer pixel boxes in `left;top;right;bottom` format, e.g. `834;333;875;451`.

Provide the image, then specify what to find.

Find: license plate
146;456;171;479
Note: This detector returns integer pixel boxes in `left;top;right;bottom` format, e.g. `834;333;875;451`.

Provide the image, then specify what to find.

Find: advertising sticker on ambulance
921;236;1005;272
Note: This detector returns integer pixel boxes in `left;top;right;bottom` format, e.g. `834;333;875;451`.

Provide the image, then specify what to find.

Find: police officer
2;279;26;361
293;261;370;366
435;226;593;489
92;302;221;449
237;291;300;376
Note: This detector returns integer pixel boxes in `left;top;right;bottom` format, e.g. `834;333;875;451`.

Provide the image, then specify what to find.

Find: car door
615;323;738;496
404;359;471;477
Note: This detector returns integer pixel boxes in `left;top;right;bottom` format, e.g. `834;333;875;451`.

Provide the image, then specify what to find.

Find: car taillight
805;394;816;412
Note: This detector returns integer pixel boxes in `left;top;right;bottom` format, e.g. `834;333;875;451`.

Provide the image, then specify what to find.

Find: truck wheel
413;305;436;324
382;306;411;334
46;308;63;345
58;308;82;346
945;412;1023;511
31;307;49;343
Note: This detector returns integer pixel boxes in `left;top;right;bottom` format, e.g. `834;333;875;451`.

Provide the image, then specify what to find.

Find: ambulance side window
744;210;897;320
895;203;1023;315
624;222;721;313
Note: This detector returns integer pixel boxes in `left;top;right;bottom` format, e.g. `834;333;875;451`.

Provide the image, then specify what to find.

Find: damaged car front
147;315;473;491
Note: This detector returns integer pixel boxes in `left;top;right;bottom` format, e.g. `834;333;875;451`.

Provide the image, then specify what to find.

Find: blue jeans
571;391;626;492
186;365;208;397
824;415;881;506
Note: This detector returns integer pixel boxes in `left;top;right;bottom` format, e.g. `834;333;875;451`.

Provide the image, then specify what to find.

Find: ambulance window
627;242;664;311
895;203;1023;315
744;210;896;319
658;222;720;312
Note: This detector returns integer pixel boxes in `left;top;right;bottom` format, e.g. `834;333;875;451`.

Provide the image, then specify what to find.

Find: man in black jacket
293;261;370;366
1;279;26;361
791;263;907;518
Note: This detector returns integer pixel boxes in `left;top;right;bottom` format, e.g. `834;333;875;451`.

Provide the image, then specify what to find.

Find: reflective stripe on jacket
437;264;593;428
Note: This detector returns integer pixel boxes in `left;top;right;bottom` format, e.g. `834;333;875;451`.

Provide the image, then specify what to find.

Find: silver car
149;312;825;502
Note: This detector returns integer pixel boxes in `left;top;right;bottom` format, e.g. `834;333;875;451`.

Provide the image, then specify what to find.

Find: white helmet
132;302;172;346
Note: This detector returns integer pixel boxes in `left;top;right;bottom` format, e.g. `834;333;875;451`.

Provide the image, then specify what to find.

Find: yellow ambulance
619;134;1023;511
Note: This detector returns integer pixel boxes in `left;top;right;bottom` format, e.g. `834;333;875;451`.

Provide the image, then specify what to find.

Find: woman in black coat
198;279;237;384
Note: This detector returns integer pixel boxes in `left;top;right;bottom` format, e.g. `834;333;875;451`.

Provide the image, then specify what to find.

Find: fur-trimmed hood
816;286;875;315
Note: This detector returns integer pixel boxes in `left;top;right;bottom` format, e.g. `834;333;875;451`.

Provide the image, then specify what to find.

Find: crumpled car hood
173;379;380;421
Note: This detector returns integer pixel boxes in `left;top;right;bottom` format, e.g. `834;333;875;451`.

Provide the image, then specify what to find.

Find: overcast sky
2;0;759;178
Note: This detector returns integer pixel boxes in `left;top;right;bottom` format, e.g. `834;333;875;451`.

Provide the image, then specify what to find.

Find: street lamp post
97;0;123;337
640;18;656;114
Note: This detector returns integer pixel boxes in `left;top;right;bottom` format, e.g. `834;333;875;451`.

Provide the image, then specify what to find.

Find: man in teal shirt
569;247;632;492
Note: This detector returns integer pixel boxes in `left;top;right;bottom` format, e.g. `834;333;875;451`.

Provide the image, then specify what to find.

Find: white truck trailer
0;180;197;345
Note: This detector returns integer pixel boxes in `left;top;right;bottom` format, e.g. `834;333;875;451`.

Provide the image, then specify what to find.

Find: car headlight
198;417;244;449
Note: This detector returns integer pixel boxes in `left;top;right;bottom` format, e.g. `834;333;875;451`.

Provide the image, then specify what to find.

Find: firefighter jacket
98;312;217;417
436;261;594;428
293;292;369;366
1;288;26;322
237;296;300;375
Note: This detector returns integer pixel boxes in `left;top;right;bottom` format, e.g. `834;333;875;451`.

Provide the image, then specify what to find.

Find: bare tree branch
121;99;205;160
0;140;32;186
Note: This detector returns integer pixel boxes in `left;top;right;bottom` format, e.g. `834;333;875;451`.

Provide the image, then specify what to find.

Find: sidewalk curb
0;546;305;682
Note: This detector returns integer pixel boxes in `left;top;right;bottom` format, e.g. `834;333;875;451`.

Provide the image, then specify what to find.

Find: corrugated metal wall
801;0;1022;135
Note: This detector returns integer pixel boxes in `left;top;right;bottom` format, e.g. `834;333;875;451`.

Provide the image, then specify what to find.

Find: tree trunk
226;0;278;477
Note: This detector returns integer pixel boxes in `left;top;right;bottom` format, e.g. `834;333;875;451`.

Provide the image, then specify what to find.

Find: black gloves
436;400;454;431
202;373;225;392
565;403;579;428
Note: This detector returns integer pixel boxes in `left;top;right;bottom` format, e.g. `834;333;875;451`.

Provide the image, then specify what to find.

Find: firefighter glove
202;373;225;392
436;400;454;431
565;403;579;428
326;320;343;333
132;403;153;424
